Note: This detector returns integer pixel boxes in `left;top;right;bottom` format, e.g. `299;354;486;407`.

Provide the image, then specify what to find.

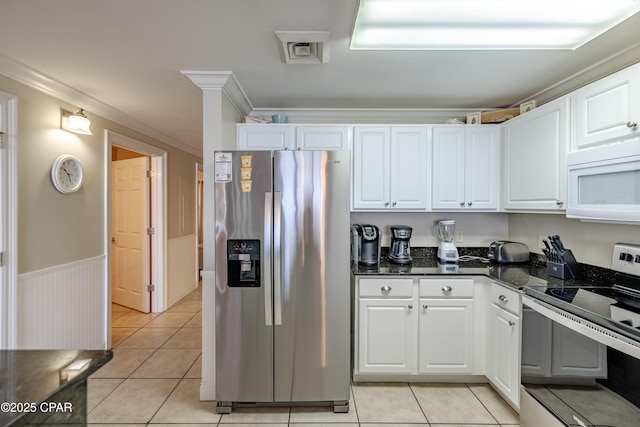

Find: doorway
112;148;151;313
105;131;167;346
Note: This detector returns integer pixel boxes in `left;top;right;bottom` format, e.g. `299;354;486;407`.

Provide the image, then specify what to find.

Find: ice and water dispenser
226;239;261;287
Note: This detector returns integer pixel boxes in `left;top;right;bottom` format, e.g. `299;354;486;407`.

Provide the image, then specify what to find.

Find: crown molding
181;70;253;117
0;53;202;157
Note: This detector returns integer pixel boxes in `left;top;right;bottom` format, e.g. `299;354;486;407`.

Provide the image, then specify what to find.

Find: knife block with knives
543;235;583;279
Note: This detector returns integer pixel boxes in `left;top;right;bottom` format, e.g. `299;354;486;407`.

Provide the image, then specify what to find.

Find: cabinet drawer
359;278;413;298
491;282;521;316
419;278;473;298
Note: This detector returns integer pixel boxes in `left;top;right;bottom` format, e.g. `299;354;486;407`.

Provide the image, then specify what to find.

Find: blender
437;220;459;263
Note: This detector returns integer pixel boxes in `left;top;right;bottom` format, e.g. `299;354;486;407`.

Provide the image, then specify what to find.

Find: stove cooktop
524;281;640;342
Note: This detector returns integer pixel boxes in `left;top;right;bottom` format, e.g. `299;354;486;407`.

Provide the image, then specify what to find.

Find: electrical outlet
538;235;546;249
455;231;463;243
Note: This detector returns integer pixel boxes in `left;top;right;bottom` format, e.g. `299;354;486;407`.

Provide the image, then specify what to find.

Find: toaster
488;241;530;264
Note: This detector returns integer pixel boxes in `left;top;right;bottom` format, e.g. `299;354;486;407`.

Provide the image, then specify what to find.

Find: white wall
351;211;509;247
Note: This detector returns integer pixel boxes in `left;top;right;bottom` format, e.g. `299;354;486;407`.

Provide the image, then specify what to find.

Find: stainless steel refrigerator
214;150;351;414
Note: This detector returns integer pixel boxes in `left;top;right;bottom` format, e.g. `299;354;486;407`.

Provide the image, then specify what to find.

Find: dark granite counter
0;349;112;426
352;247;615;290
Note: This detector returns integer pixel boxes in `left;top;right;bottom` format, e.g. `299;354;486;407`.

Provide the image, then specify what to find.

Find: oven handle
523;295;640;360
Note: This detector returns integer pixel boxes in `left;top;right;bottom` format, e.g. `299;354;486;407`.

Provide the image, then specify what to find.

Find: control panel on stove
612;243;640;276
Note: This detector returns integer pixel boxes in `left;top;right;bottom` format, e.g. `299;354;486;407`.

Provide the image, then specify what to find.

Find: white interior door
112;157;150;312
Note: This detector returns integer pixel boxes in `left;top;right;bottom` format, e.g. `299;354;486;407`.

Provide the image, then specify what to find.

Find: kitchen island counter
0;349;112;426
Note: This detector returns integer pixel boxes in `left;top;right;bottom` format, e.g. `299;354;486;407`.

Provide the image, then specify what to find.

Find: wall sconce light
61;108;92;135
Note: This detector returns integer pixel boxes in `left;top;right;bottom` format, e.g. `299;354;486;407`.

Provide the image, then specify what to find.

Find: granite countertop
352;247;616;291
0;349;112;426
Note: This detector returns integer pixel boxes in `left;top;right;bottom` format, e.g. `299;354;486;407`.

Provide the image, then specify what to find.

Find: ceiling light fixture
61;108;92;135
350;0;640;50
275;31;331;64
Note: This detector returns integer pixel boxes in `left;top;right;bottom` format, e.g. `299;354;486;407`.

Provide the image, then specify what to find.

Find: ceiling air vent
275;31;330;64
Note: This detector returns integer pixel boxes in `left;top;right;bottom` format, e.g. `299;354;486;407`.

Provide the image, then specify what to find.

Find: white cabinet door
237;124;294;150
573;63;640;149
418;299;474;373
358;298;416;373
466;127;499;209
353;127;391;209
296;125;351;150
502;97;569;211
432;126;498;210
488;304;521;408
432;127;466;209
353;126;428;210
390;127;429;209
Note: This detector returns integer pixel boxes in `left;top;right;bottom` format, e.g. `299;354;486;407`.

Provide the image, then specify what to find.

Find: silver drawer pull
499;295;508;303
627;121;637;128
442;286;452;292
408;304;413;310
508;321;516;327
381;285;392;292
423;304;428;309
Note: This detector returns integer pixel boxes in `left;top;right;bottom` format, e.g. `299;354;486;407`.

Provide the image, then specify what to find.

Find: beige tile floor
88;287;520;426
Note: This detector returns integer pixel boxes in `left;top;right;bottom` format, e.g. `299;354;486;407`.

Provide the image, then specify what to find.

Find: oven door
521;295;640;427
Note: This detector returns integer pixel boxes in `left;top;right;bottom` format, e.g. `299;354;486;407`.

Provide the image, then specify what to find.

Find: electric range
524;275;640;344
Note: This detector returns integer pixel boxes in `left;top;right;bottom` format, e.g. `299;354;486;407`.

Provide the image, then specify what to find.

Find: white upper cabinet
295;125;351;150
432;126;499;210
353;126;429;210
237;124;294;150
502;97;570;211
237;124;350;151
573;63;640;150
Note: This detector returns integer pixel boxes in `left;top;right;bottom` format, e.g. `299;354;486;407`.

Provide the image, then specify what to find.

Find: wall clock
51;154;84;194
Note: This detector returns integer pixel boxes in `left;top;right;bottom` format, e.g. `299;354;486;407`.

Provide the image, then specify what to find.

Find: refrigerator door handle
264;192;273;326
273;191;283;326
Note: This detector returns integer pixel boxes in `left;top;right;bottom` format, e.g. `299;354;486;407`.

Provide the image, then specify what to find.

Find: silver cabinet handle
408;304;413;310
442;286;452;292
556;200;563;207
423;304;428;309
508;321;516;327
384;201;390;206
627;121;637;128
392;201;397;206
498;295;508;303
459;201;465;206
467;201;472;206
381;285;392;292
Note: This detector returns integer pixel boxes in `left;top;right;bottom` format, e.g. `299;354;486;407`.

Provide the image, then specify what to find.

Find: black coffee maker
351;224;381;265
388;225;413;264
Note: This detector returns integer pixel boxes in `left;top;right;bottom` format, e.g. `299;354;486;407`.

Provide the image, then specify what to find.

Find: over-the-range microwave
567;138;640;223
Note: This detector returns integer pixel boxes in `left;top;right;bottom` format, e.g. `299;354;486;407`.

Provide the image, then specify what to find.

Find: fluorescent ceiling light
350;0;640;50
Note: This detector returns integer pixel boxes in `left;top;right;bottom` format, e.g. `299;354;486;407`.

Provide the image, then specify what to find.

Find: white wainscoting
17;255;106;350
167;233;198;308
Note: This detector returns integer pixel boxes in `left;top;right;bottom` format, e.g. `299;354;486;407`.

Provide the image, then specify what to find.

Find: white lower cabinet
486;283;521;409
354;276;475;377
419;298;474;373
358;298;416;374
356;278;415;374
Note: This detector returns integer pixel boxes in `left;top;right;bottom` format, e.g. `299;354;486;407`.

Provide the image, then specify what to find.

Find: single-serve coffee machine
351;224;381;266
388;225;413;264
